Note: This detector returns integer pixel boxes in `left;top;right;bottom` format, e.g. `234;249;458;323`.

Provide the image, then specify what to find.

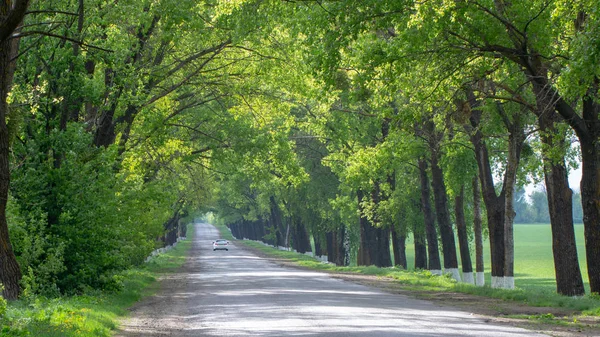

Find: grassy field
0;225;193;337
402;223;589;293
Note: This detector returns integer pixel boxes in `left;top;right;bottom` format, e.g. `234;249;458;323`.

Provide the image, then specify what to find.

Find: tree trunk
314;236;324;257
391;226;407;269
413;221;428;270
418;158;441;273
532;83;586;296
292;216;312;254
428;125;460;281
0;0;29;300
501;109;525;289
269;196;286;247
455;185;473;284
466;98;505;288
357;189;391;267
327;225;348;266
472;175;485;286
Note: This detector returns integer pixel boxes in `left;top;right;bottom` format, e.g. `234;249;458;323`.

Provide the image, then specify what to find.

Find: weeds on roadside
0;225;193;336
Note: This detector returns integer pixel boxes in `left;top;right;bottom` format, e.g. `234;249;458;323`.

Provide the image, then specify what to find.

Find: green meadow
402;224;589;293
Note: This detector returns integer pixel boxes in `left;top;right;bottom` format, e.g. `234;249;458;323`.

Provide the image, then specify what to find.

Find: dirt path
115;223;597;337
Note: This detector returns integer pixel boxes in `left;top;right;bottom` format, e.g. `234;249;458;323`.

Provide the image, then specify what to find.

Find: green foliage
0;291;6;318
1;0;592;304
0;225;192;336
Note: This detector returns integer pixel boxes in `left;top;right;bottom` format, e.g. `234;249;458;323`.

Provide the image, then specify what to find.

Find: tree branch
11;30;113;52
0;0;30;42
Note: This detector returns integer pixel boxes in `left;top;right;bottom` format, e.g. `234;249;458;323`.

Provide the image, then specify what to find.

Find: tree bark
269;196;286;247
413;220;428;270
500;106;525;289
532;80;586;296
391;225;407;269
472;175;485;286
292;216;312;254
465;97;505;287
418;158;441;273
326;225;347;266
455;185;473;284
0;0;29;300
427;122;460;280
357;189;392;267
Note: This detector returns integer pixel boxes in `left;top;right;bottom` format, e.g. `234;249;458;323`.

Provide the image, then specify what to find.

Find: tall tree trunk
376;226;392;267
292;216;311;254
357;190;370;266
269;197;286;247
0;0;29;300
472;175;485;286
501;108;525;289
314;236;324;257
326;231;335;262
455;185;473;284
357;188;392;267
428;124;460;281
327;225;347;266
418;158;441;273
544;157;586;296
413;221;428;270
386;171;406;268
532;82;585;296
579;132;600;294
391;225;407;269
465;96;505;288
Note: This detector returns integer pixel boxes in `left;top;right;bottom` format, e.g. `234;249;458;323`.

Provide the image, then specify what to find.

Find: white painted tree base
476;272;485;286
430;269;442;276
445;268;461;282
462;272;474;284
491;276;504;288
504;276;515;289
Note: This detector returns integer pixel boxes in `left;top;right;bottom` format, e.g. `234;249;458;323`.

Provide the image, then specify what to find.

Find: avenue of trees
0;0;597;300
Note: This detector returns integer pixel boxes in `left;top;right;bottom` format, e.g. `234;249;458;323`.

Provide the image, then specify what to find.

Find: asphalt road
116;223;548;337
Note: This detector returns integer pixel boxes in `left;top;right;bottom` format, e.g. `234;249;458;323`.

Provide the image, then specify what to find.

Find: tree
0;0;29;300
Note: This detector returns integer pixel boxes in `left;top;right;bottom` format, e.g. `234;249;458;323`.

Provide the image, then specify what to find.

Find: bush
0;292;6;318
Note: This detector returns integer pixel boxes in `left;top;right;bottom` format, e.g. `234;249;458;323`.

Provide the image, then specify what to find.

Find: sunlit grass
0;224;194;336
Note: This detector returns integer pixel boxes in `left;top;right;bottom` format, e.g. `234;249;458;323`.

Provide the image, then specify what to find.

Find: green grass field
403;224;589;293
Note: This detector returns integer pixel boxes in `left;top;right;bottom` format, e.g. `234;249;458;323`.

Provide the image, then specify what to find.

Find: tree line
0;0;597;301
215;0;597;298
514;188;585;224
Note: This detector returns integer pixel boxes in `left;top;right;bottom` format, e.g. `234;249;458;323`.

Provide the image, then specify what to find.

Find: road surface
116;223;548;337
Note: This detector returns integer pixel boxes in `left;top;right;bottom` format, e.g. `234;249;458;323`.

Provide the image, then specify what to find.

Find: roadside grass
0;224;193;337
215;223;600;320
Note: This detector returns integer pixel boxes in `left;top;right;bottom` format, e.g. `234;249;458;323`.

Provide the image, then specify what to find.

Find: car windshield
215;240;227;243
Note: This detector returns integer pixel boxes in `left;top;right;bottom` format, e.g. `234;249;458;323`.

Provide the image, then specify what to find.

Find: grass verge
214;223;600;321
0;224;193;337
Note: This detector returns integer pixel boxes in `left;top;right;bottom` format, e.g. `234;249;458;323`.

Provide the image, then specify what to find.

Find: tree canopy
0;0;597;299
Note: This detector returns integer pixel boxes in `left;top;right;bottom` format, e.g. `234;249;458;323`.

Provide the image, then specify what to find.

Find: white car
212;239;229;251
